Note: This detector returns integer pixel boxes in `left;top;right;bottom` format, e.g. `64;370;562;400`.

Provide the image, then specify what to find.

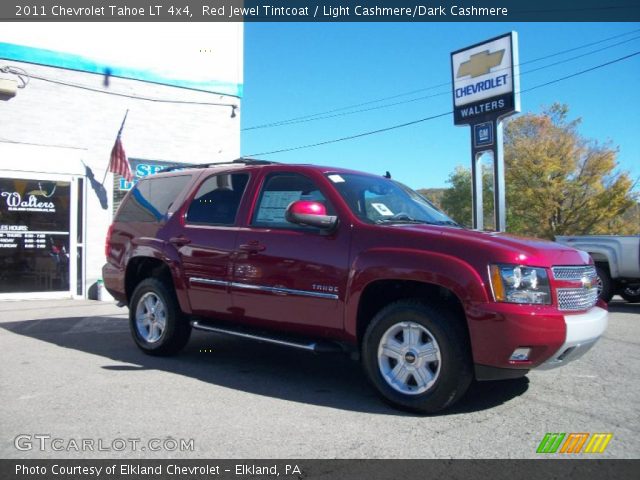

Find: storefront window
0;177;71;293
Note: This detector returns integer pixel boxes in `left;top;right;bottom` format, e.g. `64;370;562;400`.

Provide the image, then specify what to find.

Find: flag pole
102;110;129;185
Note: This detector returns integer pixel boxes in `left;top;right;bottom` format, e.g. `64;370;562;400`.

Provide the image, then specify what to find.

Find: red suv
103;159;607;413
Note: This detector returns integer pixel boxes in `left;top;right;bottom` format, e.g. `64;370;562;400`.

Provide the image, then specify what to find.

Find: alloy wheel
377;321;442;395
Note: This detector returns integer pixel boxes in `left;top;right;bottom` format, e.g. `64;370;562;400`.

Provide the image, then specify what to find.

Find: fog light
510;347;531;361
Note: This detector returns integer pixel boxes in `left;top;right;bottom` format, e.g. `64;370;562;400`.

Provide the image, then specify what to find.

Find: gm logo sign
473;122;494;148
537;433;613;454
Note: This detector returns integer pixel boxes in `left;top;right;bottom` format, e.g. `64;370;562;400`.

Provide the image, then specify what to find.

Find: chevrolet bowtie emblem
581;276;593;290
457;49;505;78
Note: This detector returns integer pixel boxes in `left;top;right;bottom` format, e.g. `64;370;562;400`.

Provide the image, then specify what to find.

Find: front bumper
536;306;608;369
469;302;608;377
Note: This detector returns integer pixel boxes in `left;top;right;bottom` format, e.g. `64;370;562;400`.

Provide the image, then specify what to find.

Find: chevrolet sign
451;32;520;125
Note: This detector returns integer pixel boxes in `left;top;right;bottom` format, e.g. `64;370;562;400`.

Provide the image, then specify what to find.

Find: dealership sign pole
451;32;520;231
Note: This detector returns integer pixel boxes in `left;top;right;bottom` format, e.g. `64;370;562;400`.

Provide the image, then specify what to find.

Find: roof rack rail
158;163;201;173
232;158;279;165
158;158;278;173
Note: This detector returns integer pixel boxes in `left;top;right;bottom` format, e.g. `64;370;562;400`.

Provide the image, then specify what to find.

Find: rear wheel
595;266;613;303
129;278;191;355
620;286;640;303
362;300;472;413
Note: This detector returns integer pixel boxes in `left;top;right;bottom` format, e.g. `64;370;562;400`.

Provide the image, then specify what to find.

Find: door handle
169;236;191;247
239;241;266;253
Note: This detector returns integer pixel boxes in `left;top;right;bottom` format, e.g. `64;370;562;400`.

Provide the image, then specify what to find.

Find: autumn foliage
432;104;638;238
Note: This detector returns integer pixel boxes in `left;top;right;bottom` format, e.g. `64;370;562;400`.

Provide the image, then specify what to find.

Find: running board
190;320;344;353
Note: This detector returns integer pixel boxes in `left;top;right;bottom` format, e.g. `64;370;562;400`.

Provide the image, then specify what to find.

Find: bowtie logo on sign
457;49;505;78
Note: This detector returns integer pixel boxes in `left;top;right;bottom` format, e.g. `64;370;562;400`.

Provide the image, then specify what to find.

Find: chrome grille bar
551;265;596;281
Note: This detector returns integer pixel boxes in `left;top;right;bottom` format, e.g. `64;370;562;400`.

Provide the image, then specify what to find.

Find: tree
436;104;638;238
439;164;496;229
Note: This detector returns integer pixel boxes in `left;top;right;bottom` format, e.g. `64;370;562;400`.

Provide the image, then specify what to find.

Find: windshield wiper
375;218;432;225
375;218;460;227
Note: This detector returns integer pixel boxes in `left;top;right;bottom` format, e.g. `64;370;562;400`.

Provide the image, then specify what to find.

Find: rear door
232;171;350;336
175;171;250;318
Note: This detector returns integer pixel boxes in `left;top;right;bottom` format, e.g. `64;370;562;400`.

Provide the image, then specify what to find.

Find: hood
388;224;592;267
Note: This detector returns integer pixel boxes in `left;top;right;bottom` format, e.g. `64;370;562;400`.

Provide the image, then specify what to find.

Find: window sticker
328;174;345;183
255;191;302;223
371;203;394;216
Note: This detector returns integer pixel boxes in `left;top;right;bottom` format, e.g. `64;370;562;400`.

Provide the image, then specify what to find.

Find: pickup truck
103;159;608;413
555;235;640;303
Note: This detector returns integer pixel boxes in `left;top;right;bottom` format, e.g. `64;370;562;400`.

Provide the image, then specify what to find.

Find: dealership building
0;23;243;300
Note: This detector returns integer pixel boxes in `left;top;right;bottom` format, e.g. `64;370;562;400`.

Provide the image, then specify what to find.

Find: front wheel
362;300;472;413
129;278;191;356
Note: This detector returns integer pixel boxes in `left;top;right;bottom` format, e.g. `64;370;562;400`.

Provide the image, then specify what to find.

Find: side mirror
285;200;338;230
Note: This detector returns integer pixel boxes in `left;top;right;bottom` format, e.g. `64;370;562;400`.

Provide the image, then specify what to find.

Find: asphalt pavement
0;298;638;458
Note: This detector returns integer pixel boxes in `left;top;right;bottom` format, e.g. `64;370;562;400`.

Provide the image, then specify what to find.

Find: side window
117;175;191;223
186;173;249;225
252;173;332;229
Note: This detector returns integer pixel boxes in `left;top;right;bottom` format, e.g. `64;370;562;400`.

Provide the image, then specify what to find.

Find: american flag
109;134;133;182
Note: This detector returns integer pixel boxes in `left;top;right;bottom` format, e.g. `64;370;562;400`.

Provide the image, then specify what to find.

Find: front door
232;171;350;335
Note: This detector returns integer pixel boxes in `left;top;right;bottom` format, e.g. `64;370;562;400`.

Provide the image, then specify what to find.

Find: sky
240;22;640;191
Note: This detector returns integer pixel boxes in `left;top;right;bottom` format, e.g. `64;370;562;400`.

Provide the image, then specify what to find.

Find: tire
362;300;473;414
595;266;613;303
620;286;640;303
129;278;191;356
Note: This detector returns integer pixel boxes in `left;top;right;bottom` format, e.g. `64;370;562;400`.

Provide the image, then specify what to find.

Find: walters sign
451;32;520;125
1;191;55;213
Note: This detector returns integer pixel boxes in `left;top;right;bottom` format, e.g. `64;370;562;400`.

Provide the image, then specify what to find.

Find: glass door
0;172;79;299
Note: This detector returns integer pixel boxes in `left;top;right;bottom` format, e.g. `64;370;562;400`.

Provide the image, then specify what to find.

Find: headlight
489;264;551;305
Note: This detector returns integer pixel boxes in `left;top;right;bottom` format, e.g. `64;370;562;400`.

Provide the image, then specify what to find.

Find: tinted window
186;173;249;225
252;173;331;229
117;175;190;223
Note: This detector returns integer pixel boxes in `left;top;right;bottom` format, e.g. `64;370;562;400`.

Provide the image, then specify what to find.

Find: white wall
0;24;243;299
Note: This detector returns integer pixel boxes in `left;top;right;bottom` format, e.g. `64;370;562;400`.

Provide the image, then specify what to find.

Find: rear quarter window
116;175;191;222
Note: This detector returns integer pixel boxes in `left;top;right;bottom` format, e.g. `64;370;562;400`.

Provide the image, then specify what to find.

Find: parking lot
0;298;638;459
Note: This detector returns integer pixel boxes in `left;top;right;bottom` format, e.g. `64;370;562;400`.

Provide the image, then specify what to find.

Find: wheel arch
355;279;469;347
125;256;191;313
346;249;487;354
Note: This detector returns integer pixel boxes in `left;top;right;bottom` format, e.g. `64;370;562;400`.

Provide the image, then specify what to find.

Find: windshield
326;173;458;226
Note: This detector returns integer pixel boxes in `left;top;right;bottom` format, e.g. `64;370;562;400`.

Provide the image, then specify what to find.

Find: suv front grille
551;265;596;281
556;288;598;311
552;265;598;311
